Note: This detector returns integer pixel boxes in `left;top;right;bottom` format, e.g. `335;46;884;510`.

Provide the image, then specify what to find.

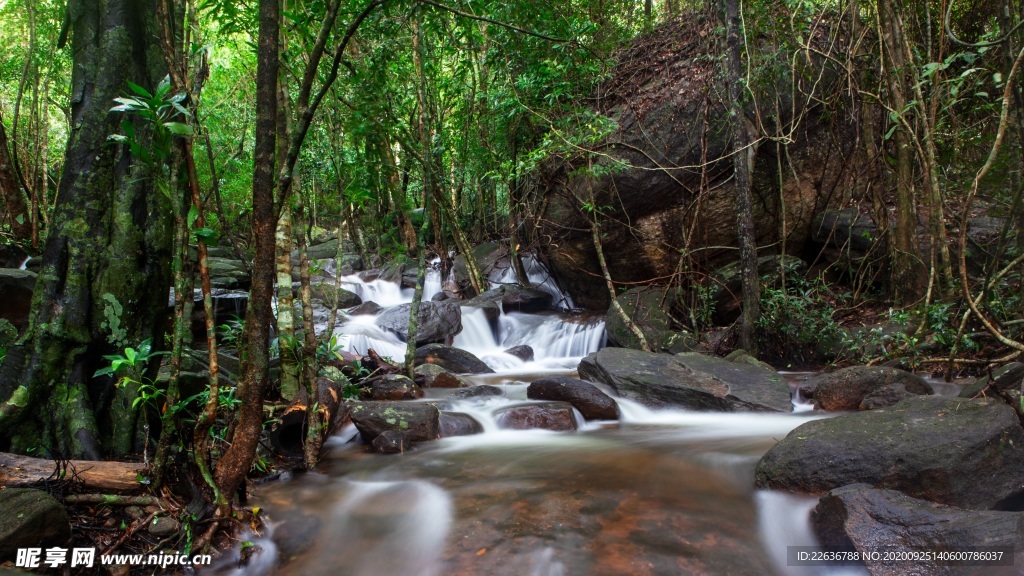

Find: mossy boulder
350;402;441;446
0;489;71;560
605;286;695;353
755;396;1024;509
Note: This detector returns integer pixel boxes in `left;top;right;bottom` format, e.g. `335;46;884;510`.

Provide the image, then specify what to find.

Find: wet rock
806;366;932;411
708;255;808;325
310;283;361;308
439;412;484;437
348;301;382;316
605;286;695;353
371;429;412;453
205;256;250;290
358;269;381;282
465;285;553;313
528;377;619;421
414;343;494;374
0;268;35;330
414;363;449;388
503;345;534;362
363;374;423;400
812;485;1024;575
432;372;473;389
499;286;553;313
755;396;1024;510
378;260;407;285
0;488;71;559
578;348;791;412
376;301;462;346
148;515;180;537
350;402;441;445
858;383;923;411
448;385;504;400
495;402;578;431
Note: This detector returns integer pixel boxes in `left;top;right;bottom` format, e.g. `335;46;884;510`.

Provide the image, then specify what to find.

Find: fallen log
0;452;147;493
268;377;352;457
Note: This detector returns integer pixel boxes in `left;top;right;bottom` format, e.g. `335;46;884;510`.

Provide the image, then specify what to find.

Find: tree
0;0;172;458
724;0;759;353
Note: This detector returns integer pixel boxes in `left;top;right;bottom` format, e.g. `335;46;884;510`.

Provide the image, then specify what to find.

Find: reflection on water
233;402;829;576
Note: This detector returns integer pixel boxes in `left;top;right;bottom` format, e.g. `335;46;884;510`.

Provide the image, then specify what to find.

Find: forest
0;0;1023;574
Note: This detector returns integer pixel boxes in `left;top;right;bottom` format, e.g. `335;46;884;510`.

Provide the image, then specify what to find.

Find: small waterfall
339;274;411;307
490;254;574;311
337;314;408;359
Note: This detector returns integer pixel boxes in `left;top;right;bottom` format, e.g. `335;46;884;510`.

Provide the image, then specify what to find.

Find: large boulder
527;376;620;421
812;485;1024;575
310;283;361;308
755;396;1024;510
448;385;504;400
465;284;553;314
577;348;791;412
0;488;71;559
439;412;484;437
495;402;578;432
0;268;35;330
960;363;1024;420
605;286;695;352
535;17;853;309
376;301;462;346
363;374;423;401
414;344;494;374
349;402;441;445
804;366;933;411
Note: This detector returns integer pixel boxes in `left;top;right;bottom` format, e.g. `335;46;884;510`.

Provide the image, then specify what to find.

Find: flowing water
216;257;861;576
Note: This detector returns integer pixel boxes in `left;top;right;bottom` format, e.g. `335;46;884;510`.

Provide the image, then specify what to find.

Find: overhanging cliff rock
535;15;855;309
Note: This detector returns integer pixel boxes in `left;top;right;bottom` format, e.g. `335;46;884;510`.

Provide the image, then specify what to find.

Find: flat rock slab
812;484;1024;576
755;396;1024;510
577;348;791;412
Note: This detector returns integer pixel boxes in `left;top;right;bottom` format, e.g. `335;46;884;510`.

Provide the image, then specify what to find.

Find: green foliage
217;315;245;348
757;276;843;358
92;338;169;410
108;76;193;173
100;293;128;347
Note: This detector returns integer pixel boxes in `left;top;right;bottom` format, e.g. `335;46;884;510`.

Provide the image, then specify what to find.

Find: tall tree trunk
725;0;760;353
878;0;925;303
0;111;31;241
214;0;278;501
0;0;171;458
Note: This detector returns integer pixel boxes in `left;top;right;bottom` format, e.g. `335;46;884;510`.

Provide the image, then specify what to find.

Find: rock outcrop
755;396;1024;510
577;348;791;412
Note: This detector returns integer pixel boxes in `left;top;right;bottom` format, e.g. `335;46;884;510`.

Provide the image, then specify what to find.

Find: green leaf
188;204;199;229
124;347;137;364
194;227;217;242
126;81;153;99
164;122;194;136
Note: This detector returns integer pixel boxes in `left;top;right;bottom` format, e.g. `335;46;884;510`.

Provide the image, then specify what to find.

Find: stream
209;258;863;576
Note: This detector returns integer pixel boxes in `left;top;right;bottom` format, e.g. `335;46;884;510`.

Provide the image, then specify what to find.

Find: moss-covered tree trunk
0;0;171;458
